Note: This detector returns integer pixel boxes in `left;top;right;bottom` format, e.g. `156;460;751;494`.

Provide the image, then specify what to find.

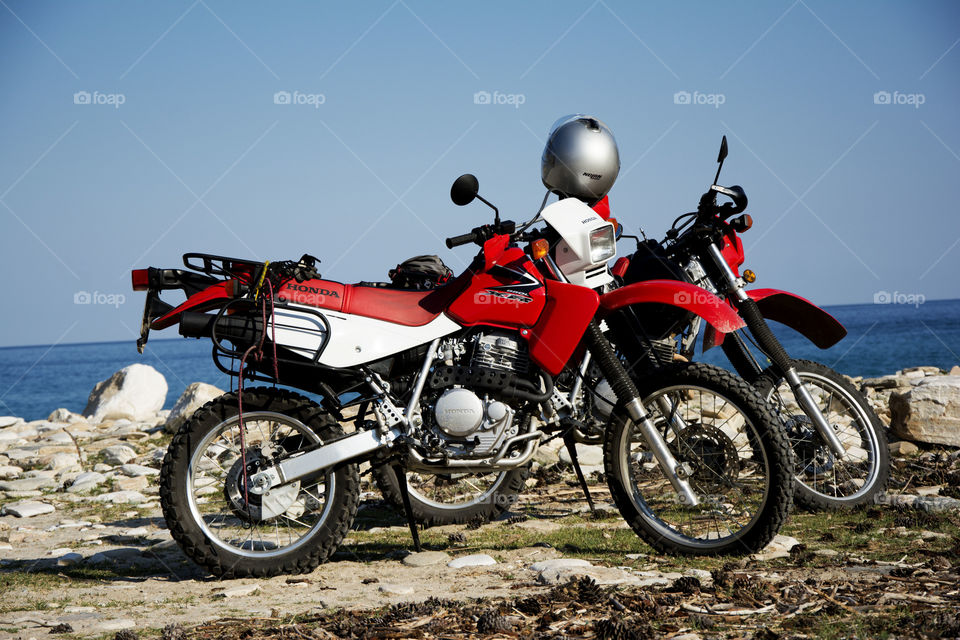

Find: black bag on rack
386;255;453;290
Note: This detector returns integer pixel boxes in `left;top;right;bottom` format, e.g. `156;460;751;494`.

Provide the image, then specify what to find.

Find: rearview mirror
717;135;728;164
450;174;479;206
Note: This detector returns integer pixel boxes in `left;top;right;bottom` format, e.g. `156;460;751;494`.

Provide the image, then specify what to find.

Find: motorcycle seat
276;272;470;327
343;285;441;327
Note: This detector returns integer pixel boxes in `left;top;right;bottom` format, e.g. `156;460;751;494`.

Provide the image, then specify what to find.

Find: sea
1;299;958;422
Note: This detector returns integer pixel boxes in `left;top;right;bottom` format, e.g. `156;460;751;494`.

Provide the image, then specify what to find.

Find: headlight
588;225;616;263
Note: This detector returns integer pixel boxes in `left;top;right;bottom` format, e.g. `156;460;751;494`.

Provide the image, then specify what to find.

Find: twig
681;603;775;616
61;427;86;471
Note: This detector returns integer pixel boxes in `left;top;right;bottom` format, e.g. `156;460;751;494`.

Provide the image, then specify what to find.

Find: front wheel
604;362;795;555
755;359;889;511
160;388;360;577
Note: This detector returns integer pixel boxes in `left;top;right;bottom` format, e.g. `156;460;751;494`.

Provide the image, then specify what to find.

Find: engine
415;331;535;459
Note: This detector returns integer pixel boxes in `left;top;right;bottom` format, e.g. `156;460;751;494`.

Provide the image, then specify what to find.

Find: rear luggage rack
183;252;265;279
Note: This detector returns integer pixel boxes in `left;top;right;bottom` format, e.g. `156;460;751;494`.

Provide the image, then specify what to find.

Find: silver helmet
541;115;620;204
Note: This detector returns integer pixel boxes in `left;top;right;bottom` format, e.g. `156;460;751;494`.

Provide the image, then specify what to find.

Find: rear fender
151;281;232;330
599;280;745;334
702;288;846;351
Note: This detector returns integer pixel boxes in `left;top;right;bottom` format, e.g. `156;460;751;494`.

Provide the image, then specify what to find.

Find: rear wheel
756;359;889;510
604;362;794;555
373;466;528;527
160;388;359;577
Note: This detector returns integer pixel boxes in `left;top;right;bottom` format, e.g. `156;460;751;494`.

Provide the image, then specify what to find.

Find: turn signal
731;214;753;233
131;269;150;291
530;238;550;260
743;269;756;283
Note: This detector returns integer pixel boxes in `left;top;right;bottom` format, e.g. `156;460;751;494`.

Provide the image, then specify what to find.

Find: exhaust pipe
179;311;262;344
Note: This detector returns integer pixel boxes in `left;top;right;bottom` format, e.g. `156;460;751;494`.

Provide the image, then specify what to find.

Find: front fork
705;244;846;459
583;320;699;507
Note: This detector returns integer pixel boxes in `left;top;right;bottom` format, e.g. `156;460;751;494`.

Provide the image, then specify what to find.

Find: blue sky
1;1;958;347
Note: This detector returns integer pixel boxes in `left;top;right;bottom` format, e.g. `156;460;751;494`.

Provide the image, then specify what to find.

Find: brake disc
671;423;740;486
784;414;835;476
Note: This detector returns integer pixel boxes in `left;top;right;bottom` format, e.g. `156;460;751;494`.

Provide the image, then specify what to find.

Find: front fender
599;280;746;334
703;288;847;351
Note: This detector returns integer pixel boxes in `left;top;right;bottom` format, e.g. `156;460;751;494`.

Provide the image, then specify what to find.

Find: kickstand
563;433;596;515
392;463;422;552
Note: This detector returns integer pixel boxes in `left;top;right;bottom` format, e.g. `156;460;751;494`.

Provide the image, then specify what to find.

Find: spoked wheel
756;359;889;510
605;362;794;555
160;388;359;577
373;466;528;527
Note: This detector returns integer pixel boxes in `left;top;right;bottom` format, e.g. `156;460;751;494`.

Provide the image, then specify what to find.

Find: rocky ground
0;364;957;639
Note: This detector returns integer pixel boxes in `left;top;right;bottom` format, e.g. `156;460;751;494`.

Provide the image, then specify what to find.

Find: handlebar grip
445;232;477;249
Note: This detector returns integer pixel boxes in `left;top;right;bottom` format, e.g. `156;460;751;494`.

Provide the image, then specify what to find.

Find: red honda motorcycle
606;137;889;511
132;174;794;577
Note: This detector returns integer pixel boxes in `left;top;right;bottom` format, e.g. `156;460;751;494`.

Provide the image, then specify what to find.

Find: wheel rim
618;385;770;549
186;411;335;559
404;471;509;511
765;372;881;503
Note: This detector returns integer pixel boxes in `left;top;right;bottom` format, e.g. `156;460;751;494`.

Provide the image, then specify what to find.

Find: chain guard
224;452;301;522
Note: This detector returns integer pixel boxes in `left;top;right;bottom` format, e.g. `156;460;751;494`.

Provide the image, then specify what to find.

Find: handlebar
445;231;478;248
445;220;517;249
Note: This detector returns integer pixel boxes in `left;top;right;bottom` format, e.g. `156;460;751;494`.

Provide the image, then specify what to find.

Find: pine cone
476;610;511;634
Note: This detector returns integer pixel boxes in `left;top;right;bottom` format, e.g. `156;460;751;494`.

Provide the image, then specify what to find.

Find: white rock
3;501;55;517
46;453;80;471
529;558;593;572
91;490;145;504
164;382;225;433
83;364;168;423
378;583;415;595
0;417;24;429
890;376;960;446
96;619;136;632
0;465;23;479
402;550;450;567
0;477;58;491
101;445;137;466
447;553;497;568
558;444;604;466
47;408;83;423
752;534;800;561
58;552;83;566
217;583;261;598
889;441;920;456
119;464;159;477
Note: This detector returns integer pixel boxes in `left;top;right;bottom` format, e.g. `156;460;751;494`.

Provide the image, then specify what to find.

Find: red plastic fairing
702;288;847;351
528;280;600;376
720;232;745;275
151;282;231;330
276;278;345;311
592;195;610;220
599;280;746;334
611;257;630;278
447;250;546;329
